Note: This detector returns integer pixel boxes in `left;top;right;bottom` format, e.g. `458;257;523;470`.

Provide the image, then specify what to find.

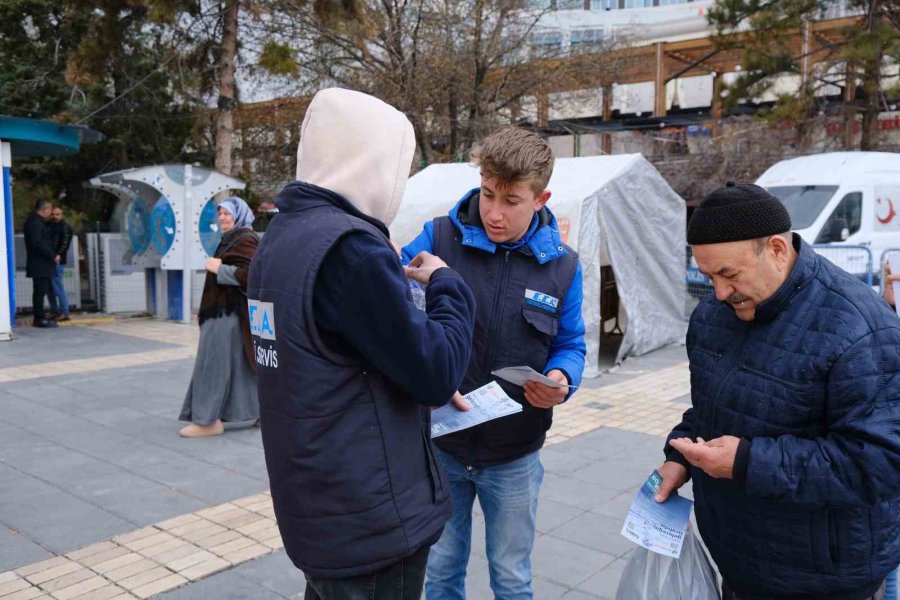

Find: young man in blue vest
248;89;477;600
402;127;587;600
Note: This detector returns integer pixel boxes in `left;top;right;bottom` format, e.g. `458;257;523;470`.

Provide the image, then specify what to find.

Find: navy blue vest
431;215;580;467
247;197;450;578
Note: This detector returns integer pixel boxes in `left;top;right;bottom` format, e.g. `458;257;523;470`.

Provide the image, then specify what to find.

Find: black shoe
33;319;58;328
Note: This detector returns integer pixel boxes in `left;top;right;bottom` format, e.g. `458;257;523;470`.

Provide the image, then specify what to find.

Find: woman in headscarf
179;197;260;437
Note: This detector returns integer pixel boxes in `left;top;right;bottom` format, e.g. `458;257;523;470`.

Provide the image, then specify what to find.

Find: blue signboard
126;199;151;255
685;267;710;285
150;197;176;256
198;199;221;256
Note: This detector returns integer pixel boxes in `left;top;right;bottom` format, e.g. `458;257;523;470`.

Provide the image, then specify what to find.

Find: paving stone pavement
0;318;691;599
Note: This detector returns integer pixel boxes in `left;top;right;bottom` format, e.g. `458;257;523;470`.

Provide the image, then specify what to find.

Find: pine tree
708;0;899;150
1;0;196;226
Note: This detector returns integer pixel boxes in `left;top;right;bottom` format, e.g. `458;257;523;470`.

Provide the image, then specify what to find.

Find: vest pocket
522;306;558;337
421;427;443;504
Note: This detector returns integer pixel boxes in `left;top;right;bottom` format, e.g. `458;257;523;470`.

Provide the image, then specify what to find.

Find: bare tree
250;0;634;164
215;0;240;174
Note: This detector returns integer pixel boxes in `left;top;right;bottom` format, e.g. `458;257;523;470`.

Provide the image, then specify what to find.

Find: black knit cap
687;182;792;245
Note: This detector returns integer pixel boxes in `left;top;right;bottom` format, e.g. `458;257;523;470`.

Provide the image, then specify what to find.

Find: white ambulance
755;152;900;283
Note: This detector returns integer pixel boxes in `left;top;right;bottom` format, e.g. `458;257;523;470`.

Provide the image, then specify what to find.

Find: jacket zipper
709;322;752;429
470;250;511;469
483;250;512;379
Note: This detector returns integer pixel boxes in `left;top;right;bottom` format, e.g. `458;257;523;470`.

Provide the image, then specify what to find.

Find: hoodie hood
296;88;416;226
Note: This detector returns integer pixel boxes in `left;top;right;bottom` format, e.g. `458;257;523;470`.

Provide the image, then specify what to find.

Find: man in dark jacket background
23;199;59;328
247;88;477;600
47;206;74;321
656;183;900;600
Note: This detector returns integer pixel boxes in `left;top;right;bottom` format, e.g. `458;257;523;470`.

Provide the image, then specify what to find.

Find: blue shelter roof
0;115;104;158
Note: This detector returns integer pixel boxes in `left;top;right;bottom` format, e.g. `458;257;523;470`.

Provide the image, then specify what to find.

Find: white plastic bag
615;526;720;600
408;280;426;311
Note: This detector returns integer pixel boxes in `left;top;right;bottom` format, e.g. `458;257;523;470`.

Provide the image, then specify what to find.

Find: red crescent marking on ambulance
877;197;896;224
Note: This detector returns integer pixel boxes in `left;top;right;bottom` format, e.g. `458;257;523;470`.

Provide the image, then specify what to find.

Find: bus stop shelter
0;115;103;340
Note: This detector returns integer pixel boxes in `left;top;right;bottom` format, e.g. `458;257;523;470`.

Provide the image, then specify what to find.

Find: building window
589;0;693;8
570;28;604;53
531;30;563;57
588;0;695;10
529;0;590;8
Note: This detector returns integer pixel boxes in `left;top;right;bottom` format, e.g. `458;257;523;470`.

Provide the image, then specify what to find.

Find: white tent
391;154;687;378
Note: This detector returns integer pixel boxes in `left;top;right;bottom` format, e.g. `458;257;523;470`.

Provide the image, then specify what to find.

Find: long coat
198;227;259;370
23;212;56;278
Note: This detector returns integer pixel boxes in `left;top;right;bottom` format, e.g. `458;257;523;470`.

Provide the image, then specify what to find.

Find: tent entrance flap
600;266;624;337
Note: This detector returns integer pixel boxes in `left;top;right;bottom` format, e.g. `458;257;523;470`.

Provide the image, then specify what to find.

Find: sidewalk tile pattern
3;319;689;598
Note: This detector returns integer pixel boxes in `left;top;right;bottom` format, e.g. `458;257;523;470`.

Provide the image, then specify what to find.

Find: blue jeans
51;264;69;315
425;449;543;600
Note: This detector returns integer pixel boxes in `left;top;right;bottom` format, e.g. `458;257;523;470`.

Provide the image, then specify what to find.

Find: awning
0;115;104;158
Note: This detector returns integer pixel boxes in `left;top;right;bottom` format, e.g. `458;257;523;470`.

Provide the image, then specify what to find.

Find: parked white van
755;152;900;283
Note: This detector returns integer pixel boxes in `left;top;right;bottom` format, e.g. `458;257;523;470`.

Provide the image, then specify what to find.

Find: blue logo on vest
249;300;278;367
249;300;276;340
525;289;559;314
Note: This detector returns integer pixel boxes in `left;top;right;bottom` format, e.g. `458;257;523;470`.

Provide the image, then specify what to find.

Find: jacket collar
754;234;819;324
275;181;390;238
448;188;568;264
216;226;256;256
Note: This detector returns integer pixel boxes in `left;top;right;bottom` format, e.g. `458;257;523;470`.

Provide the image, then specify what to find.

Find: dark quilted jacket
667;238;900;600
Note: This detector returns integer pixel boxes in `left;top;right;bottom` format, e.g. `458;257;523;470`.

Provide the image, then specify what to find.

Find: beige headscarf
296;88;416;226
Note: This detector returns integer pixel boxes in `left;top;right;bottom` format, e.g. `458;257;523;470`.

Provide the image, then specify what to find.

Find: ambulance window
815;192;862;243
768;185;837;229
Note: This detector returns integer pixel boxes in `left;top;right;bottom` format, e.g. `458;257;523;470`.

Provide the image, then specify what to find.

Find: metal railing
879;249;900;298
811;244;873;286
684;245;712;298
684;245;711;318
84;232;151;314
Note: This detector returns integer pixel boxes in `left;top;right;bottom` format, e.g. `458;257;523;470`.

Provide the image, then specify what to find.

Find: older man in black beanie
654;183;899;600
